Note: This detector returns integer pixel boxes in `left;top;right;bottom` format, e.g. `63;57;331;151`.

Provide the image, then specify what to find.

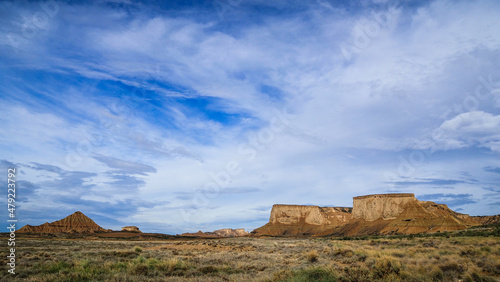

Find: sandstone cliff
352;193;416;221
211;228;248;237
182;228;249;237
252;193;500;237
252;205;352;236
18;211;108;234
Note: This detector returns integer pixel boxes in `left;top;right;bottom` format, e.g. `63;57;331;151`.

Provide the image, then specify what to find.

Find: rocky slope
181;228;249;237
18;211;109;234
252;193;500;236
122;226;141;232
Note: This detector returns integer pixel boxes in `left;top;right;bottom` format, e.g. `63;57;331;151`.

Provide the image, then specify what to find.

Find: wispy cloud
1;0;500;232
484;166;500;174
389;178;468;187
93;155;156;175
418;193;477;208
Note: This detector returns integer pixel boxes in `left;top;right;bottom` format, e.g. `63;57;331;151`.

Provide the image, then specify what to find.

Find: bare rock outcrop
18;211;108;234
212;228;248;237
252;193;500;237
471;214;500;225
182;228;249;237
270;205;352;225
352;193;416;221
121;226;141;233
252;205;352;236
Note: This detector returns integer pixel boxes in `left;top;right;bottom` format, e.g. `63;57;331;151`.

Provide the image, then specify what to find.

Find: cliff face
270;205;352;225
212;228;248;237
18;211;109;234
252;205;352;236
252;193;500;237
181;228;249;237
352;193;416;221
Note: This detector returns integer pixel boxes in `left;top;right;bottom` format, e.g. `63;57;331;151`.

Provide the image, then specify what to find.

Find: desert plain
1;227;500;282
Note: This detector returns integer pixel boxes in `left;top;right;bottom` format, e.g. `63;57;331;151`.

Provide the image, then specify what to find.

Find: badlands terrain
253;193;499;237
1;232;500;281
2;193;499;281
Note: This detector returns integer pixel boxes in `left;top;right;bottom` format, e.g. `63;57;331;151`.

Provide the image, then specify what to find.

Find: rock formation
121;226;141;232
253;205;352;236
252;193;500;236
352;193;415;221
18;211;109;234
211;228;248;237
182;228;249;237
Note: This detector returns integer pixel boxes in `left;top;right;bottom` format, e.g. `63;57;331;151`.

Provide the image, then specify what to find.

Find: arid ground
2;229;500;281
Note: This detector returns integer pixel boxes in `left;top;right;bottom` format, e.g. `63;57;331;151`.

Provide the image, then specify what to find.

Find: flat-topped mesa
352;193;417;221
251;204;353;236
211;228;248;237
270;204;352;225
253;193;500;237
181;228;249;237
122;226;141;233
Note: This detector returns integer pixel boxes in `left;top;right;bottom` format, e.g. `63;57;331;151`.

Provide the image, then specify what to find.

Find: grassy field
1;234;500;281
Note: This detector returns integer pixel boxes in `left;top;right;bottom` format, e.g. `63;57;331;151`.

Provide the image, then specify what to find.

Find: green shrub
290;267;337;282
199;265;219;274
46;260;72;274
480;246;492;253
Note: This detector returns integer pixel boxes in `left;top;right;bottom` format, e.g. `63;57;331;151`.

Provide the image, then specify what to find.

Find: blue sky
1;0;500;234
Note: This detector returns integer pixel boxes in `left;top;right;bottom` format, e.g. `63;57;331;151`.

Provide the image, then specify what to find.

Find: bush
307;250;319;263
159;258;190;276
272;269;293;281
439;262;466;279
342;265;370;281
134;246;143;253
198;265;218;274
290;267;337;282
480;246;492;253
430;266;444;280
333;248;354;257
371;257;402;279
46;260;72;274
129;263;148;275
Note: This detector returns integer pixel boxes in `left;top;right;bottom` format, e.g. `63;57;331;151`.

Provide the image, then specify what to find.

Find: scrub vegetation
1;230;499;281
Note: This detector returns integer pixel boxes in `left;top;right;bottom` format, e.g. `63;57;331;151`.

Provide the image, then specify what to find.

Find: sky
0;0;499;234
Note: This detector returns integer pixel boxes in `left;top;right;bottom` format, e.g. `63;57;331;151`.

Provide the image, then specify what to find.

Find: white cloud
434;111;500;152
2;0;500;232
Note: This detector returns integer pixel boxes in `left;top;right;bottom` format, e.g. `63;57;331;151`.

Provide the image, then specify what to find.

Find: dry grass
0;235;499;281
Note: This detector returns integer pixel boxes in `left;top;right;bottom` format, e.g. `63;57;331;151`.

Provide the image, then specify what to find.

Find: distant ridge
18;211;109;234
181;228;249;238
